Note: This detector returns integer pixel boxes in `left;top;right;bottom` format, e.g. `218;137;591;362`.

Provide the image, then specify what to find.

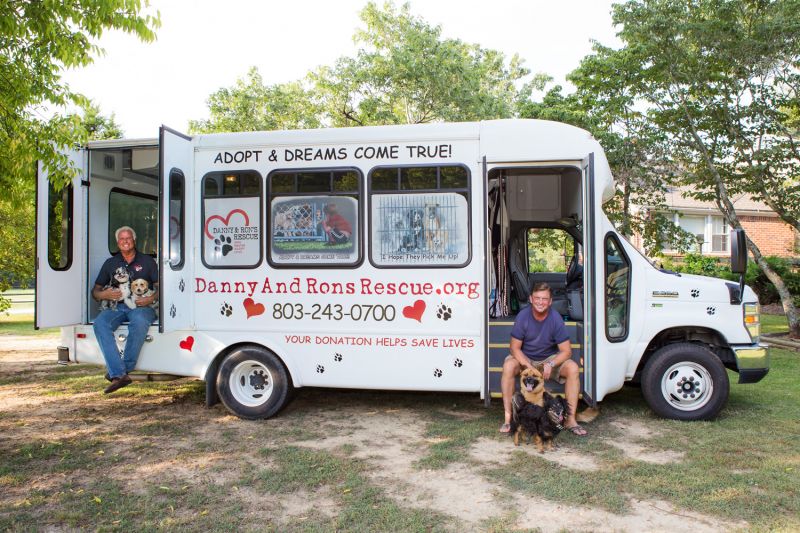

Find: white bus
36;119;769;420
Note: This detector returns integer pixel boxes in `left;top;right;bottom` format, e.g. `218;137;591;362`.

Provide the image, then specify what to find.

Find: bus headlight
743;303;760;341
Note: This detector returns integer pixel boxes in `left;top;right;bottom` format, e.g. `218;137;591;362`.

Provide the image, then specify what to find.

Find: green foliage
526;228;573;273
189;67;321;133
68;101;124;140
192;1;532;131
0;0;159;191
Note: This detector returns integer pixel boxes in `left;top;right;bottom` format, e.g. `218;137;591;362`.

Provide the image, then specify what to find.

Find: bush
660;254;799;305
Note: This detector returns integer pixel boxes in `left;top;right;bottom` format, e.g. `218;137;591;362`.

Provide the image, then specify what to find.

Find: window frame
47;182;74;271
367;164;472;269
604;232;632;343
168;168;186;271
107;187;158;256
200;170;264;270
266;166;363;269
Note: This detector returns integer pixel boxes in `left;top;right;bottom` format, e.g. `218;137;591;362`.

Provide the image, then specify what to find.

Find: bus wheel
641;343;729;421
216;346;291;420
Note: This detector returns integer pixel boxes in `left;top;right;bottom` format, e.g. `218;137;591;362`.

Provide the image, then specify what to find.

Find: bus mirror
730;229;747;274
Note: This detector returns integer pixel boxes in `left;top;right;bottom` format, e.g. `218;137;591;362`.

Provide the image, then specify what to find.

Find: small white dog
99;266;137;311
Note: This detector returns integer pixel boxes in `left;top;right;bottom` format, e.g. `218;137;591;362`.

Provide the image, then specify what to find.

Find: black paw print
707;306;716;315
316;364;325;374
179;278;185;292
214;235;233;256
169;304;176;318
436;304;452;321
220;303;233;317
334;353;343;362
454;358;463;368
433;368;443;378
691;289;699;298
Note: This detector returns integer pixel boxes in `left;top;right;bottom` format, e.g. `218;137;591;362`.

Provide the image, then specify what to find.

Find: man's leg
501;355;522;428
559;359;586;434
121;307;156;374
93;309;127;379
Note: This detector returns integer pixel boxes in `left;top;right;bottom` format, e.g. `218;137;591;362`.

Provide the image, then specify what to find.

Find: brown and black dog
510;367;570;452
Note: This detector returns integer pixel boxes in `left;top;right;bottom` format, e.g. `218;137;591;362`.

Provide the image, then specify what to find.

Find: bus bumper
733;344;770;384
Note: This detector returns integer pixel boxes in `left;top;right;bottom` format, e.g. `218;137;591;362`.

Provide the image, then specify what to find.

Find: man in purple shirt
499;282;587;436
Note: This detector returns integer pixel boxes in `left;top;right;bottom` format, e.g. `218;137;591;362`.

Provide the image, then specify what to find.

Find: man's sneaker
104;375;132;394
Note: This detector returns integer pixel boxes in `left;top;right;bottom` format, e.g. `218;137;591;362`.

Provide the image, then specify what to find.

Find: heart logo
179;335;194;351
402;299;426;322
204;209;251;239
243;297;265;319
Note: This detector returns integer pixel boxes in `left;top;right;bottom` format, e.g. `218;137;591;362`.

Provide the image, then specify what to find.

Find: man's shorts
505;354;568;384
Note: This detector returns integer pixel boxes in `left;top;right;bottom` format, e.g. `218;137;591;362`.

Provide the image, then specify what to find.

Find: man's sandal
498;423;512;434
566;424;588;437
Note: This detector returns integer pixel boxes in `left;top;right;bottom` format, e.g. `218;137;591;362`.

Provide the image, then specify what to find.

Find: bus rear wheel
216;346;292;420
641;343;729;421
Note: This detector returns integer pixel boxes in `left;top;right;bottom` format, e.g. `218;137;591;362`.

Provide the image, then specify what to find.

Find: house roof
661;186;777;216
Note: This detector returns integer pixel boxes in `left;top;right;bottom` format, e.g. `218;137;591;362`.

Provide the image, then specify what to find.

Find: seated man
499;282;587;436
92;226;158;394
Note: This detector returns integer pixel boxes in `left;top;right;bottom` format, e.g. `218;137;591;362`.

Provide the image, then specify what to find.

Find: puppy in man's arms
99;266;137;311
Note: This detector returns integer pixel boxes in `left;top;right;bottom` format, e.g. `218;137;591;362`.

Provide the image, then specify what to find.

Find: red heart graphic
179;335;194;351
402;299;426;322
204;209;251;239
243;298;265;319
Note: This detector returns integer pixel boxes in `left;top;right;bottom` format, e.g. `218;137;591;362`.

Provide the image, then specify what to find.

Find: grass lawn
0;313;58;337
1;314;797;530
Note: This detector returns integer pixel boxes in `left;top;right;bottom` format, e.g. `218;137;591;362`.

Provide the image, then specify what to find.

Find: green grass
0;313;58;337
762;313;789;335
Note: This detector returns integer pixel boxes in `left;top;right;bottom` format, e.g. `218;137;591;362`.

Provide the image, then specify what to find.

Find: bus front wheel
216;346;292;420
641;343;729;421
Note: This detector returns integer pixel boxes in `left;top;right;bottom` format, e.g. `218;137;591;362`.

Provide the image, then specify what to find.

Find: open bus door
35;150;87;329
158;126;194;334
581;154;597;406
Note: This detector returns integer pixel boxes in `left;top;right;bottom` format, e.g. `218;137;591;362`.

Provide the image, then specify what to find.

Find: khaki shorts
505;354;567;384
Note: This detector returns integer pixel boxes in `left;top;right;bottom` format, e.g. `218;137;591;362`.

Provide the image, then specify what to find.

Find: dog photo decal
371;192;468;266
270;196;358;265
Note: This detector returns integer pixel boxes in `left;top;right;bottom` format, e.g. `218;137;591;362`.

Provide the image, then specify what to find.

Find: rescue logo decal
204;208;250;239
243;297;265;318
402;299;426;322
179;335;194;351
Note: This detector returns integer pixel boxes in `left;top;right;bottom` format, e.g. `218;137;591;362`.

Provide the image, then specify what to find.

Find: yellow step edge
489;322;515;326
489;392;585;399
490;343;582;349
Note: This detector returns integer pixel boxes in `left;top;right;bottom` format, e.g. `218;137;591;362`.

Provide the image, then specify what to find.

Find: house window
662;213;729;255
711;216;728;252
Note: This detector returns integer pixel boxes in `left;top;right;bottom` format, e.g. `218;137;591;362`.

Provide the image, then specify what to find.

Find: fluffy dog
99;266;136;311
512;390;571;452
130;278;155;307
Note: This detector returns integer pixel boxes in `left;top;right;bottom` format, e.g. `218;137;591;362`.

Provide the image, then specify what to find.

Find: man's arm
542;339;572;380
92;283;120;302
510;337;534;370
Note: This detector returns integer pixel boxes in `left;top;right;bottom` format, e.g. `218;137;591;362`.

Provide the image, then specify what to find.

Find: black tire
641;343;729;421
216;345;292;420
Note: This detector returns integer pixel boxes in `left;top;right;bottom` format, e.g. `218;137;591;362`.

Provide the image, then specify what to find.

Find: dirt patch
1;335;750;531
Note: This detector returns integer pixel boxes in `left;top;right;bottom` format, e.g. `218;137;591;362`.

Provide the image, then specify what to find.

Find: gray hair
115;226;137;241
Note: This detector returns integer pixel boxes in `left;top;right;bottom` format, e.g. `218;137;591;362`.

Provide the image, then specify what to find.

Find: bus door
35;149;87;328
159;126;194;333
582;154;597;405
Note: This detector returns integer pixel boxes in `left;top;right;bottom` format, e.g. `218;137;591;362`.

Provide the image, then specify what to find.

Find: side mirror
730;229;747;274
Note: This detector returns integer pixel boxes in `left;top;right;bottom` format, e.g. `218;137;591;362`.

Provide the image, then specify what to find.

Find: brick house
633;187;799;258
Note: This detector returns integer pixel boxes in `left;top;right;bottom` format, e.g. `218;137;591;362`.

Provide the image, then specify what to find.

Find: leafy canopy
0;0;159;190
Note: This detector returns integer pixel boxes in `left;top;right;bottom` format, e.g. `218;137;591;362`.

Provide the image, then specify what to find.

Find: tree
312;1;529;126
0;103;123;312
192;2;533;132
189;68;321;133
0;0;159;191
579;0;800;336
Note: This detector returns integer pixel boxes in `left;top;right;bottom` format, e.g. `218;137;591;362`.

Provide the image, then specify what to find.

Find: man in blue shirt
92;226;158;394
499;282;587;436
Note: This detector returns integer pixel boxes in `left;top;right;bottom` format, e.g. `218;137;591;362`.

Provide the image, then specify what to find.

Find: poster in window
203;197;261;267
371;192;468;266
271;196;358;264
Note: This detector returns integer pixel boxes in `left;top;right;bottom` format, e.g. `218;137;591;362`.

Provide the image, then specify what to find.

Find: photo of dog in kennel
98;266;137;311
510;367;571;452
